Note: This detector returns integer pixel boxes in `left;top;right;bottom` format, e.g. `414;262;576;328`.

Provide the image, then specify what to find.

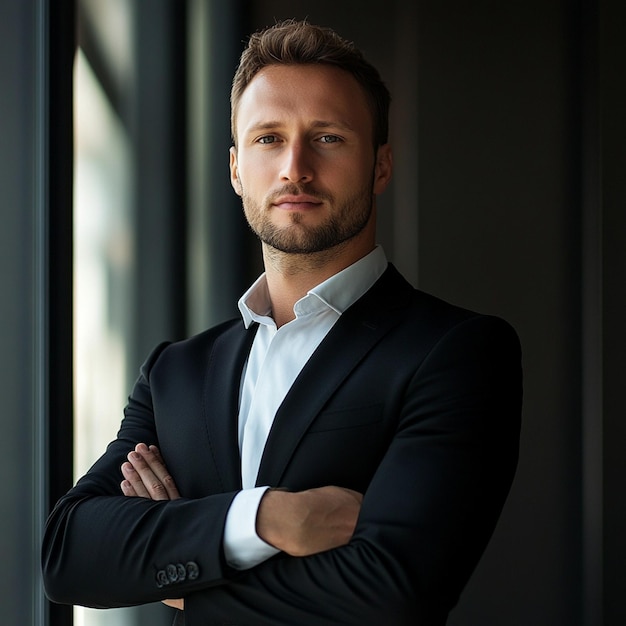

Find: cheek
237;155;274;192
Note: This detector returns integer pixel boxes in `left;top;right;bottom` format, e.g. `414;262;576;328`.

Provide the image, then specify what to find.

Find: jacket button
186;561;200;580
176;563;187;581
156;569;169;588
167;563;179;583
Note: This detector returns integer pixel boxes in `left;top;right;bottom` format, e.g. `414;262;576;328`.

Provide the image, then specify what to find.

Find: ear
229;146;242;196
373;144;393;195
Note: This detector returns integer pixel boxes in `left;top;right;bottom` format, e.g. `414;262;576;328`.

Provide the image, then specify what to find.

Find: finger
134;444;181;500
148;446;181;500
120;479;138;497
147;444;164;462
121;461;151;498
125;450;171;500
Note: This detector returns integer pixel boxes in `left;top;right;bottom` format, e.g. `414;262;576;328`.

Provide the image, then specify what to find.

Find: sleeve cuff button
186;561;200;580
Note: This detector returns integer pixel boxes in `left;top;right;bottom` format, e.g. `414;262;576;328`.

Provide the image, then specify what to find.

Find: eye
318;135;342;144
257;135;278;145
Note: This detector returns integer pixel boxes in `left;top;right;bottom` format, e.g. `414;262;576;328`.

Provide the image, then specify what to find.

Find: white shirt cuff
223;486;281;570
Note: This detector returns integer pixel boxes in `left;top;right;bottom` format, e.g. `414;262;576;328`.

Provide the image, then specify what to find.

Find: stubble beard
241;179;375;255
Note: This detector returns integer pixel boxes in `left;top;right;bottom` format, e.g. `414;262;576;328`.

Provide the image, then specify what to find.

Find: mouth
272;195;323;211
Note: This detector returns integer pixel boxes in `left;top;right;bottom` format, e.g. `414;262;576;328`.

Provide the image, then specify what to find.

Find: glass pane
72;47;134;626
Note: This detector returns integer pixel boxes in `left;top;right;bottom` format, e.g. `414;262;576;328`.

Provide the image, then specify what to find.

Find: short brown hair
230;19;391;148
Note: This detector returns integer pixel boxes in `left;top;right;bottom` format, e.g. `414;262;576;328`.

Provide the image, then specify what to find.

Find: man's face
229;64;392;255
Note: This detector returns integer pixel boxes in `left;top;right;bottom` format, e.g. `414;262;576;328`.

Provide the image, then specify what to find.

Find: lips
272;195;323;210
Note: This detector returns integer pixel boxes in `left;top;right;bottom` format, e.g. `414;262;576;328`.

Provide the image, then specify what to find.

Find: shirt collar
238;246;388;329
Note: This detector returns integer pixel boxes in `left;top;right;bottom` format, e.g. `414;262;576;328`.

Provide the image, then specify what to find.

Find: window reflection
73;45;134;626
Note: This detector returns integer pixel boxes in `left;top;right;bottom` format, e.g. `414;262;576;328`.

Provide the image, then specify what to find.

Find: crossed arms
121;443;363;610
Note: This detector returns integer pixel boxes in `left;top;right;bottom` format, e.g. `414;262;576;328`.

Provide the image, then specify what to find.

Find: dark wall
599;1;626;621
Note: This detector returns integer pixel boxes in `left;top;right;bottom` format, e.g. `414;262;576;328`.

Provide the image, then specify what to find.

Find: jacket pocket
307;403;383;433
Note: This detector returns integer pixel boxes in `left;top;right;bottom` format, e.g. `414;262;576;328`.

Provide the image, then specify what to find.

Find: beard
241;178;375;255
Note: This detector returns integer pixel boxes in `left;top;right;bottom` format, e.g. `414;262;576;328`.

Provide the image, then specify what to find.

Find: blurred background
1;0;624;624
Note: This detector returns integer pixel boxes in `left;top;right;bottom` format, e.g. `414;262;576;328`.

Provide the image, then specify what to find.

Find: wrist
256;488;297;553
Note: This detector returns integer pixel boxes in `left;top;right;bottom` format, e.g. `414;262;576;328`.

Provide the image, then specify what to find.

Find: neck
262;235;375;328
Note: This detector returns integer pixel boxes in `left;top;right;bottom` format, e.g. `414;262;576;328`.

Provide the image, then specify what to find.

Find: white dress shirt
223;246;388;569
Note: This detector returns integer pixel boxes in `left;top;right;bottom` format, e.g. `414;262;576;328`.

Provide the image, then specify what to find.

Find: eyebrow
244;119;356;135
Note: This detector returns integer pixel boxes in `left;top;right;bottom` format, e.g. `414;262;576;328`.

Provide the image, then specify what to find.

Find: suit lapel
256;265;414;486
202;321;258;491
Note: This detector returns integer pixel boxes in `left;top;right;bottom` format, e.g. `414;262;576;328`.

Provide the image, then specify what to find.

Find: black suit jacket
42;265;522;625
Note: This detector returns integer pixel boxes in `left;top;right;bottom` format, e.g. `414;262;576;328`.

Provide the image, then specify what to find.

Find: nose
279;142;313;184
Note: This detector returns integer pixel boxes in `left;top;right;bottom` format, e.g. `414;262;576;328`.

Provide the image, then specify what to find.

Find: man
42;20;522;625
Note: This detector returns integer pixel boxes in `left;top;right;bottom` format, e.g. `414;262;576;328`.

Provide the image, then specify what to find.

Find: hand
162;599;184;610
120;443;181;501
256;486;363;557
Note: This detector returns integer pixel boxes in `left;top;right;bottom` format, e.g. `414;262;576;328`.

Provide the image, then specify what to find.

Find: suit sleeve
41;342;240;608
182;314;522;625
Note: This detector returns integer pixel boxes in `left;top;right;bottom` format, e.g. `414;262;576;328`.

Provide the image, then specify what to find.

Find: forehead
235;64;373;137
